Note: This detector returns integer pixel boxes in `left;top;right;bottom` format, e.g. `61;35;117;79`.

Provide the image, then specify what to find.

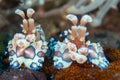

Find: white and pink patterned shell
53;41;87;69
53;14;109;69
8;8;47;70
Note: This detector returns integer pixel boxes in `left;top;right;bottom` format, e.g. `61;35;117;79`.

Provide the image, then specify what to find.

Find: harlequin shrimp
7;8;47;70
51;14;109;69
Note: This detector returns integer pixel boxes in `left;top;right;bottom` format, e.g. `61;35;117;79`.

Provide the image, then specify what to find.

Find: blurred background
0;0;120;58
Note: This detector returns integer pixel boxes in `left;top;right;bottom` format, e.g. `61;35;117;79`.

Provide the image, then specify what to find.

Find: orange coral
104;46;120;62
3;46;120;79
42;47;120;80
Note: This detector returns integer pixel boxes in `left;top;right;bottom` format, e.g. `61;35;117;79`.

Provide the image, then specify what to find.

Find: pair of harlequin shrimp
7;8;109;70
8;8;47;70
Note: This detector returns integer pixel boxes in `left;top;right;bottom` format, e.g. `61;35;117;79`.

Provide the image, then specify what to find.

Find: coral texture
43;47;120;80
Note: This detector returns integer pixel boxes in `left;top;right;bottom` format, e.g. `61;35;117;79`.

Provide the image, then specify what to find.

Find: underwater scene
0;0;120;80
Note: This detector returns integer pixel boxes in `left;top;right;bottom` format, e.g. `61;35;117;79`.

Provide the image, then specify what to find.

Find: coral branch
67;0;105;14
75;0;87;8
91;0;120;26
36;0;75;18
